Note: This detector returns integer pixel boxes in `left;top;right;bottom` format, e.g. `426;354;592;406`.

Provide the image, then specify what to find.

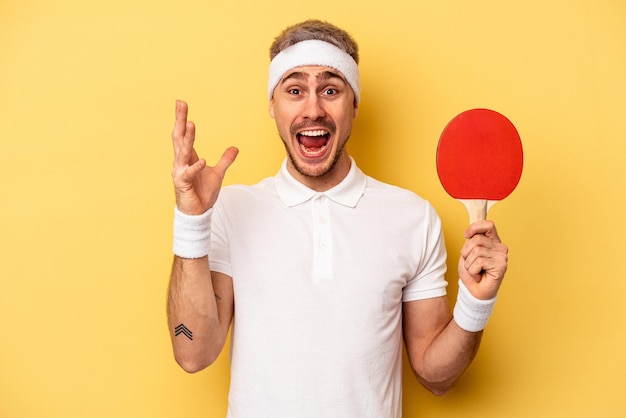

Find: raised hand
171;100;239;215
458;220;509;300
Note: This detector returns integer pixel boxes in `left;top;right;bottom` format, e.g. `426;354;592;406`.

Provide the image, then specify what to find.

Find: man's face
270;65;358;190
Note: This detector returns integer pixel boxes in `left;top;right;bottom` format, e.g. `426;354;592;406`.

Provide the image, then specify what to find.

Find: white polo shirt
210;158;448;418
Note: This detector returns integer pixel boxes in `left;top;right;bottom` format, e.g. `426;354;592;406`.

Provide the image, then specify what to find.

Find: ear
353;100;359;119
269;98;275;118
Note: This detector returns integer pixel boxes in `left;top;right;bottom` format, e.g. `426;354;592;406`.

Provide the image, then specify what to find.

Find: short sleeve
402;203;448;302
208;198;233;277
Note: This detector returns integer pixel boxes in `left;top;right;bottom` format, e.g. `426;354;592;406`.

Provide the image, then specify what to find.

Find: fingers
169;100;238;214
459;221;509;293
172;101;200;171
172;100;189;151
462;244;508;277
181;158;207;183
464;220;501;242
459;243;507;300
461;232;508;258
461;233;508;268
214;146;239;177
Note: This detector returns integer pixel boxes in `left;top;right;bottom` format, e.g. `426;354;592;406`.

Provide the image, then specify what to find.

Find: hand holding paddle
436;109;523;223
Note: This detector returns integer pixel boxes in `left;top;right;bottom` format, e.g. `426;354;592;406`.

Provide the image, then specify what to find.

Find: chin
289;148;346;180
292;158;333;178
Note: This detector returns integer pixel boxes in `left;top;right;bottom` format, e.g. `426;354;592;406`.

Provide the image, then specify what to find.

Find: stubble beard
281;117;350;180
284;137;349;180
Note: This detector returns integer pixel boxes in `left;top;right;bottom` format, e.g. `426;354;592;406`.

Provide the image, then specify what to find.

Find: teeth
300;142;327;155
299;130;328;137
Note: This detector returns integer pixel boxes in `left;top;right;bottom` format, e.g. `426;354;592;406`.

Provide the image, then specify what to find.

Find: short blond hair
269;19;359;64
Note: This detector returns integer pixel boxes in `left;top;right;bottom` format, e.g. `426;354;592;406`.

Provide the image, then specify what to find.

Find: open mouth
297;129;330;157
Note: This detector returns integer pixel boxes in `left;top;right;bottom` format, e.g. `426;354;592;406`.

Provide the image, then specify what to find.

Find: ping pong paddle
436;108;523;224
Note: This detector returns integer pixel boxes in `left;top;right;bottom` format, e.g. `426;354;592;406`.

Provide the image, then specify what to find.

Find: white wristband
172;207;212;259
453;279;497;332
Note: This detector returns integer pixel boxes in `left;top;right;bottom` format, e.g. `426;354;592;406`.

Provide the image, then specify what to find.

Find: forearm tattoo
174;323;193;340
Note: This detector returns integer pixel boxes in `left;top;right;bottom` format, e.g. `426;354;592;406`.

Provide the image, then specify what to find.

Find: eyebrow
280;70;347;85
316;70;346;83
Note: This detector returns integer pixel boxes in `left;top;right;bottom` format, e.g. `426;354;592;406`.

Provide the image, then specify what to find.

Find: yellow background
1;0;625;416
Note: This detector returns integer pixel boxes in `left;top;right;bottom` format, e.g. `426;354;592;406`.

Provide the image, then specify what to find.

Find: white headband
268;39;360;103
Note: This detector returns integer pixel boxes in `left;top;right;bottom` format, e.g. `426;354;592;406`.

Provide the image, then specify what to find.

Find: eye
288;88;302;95
323;88;338;96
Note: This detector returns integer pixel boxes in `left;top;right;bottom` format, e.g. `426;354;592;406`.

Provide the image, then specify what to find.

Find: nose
302;94;326;120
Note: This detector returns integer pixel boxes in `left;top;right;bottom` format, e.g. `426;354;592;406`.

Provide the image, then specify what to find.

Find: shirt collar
275;157;367;208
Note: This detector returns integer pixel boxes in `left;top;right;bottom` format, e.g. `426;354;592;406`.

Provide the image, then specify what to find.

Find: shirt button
319;216;328;224
320;243;328;249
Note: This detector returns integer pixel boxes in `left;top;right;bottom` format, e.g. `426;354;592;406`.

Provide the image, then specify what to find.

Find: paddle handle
461;199;491;224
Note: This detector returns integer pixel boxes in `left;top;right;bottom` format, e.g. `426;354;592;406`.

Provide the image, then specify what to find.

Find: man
167;19;508;418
